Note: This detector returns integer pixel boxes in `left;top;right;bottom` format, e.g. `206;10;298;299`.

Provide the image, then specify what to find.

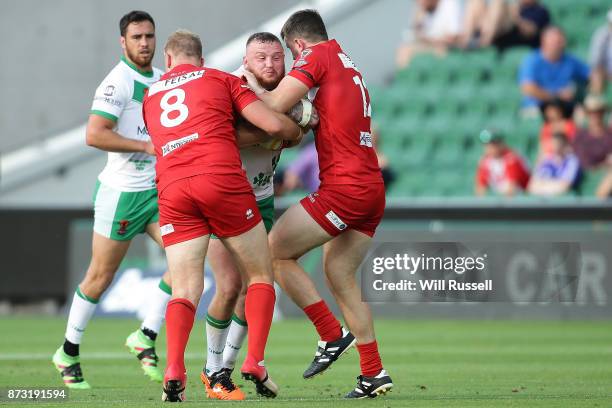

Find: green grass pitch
0;318;610;407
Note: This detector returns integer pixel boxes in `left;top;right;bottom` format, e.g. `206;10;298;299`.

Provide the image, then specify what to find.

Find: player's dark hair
246;32;282;47
120;10;155;37
280;9;328;43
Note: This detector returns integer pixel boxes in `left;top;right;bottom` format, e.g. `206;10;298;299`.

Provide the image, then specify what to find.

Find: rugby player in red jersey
142;30;302;402
242;9;393;398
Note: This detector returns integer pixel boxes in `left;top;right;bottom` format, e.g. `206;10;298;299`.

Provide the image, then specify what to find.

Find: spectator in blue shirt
528;132;581;196
519;26;590;116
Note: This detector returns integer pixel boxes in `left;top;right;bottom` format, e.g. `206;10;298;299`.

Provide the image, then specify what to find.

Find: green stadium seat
395;67;422;86
409;54;447;84
580;169;607;196
379;128;404;151
502;48;530;68
378;44;552;197
454;63;485;85
426;171;473;196
515;118;542;140
431;136;465;167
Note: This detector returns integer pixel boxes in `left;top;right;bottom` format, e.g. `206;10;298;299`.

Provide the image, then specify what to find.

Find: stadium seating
275;0;607;199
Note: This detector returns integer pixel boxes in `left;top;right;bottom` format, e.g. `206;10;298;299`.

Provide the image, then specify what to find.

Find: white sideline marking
2;347;610;361
0;352;206;361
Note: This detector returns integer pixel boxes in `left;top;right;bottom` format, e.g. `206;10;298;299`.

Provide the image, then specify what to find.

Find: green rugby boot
52;347;91;389
125;329;163;382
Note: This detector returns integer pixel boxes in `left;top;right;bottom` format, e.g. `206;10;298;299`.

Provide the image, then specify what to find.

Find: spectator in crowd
371;127;396;188
475;129;530;196
519;26;590;117
589;9;612;96
528;132;581;196
396;0;464;69
595;171;612;198
461;0;550;51
279;141;320;194
539;99;576;156
573;95;612;170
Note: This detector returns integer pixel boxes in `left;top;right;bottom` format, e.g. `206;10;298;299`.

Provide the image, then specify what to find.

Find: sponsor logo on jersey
308;192;318;203
325;211;347;231
252;171;272;187
294;48;312;68
160;224;175;236
129;158;153;171
104;85;116;96
137;125;149;136
161;133;199;157
359;131;373;148
246;208;254;220
148;69;205;96
117;220;130;235
94;96;122;107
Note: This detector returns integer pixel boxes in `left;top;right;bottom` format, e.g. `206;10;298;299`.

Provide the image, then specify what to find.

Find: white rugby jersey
90;56;163;191
232;65;281;201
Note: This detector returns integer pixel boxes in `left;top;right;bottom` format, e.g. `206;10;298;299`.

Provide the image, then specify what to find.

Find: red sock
303;300;342;342
244;283;276;363
165;298;196;381
357;341;383;377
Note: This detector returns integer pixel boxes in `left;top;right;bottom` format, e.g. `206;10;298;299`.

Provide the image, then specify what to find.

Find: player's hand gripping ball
288;99;319;129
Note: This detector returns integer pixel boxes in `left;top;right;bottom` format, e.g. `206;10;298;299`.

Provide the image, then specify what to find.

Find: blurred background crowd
277;0;612;200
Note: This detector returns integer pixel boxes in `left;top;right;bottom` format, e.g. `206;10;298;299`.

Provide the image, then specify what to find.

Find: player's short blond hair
164;29;202;59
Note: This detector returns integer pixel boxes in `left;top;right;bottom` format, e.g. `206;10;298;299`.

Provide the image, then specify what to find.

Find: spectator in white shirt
396;0;464;69
589;9;612;96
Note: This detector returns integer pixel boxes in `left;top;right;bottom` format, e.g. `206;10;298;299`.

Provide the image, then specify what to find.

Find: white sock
141;279;172;335
65;287;98;344
205;314;231;375
223;315;248;370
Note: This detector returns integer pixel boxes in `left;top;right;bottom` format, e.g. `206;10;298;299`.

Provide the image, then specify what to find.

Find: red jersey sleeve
287;47;326;88
227;75;259;112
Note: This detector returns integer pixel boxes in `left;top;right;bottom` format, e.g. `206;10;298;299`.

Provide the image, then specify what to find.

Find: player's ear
120;36;126;51
165;52;172;71
242;56;248;69
200;57;205;67
295;38;306;55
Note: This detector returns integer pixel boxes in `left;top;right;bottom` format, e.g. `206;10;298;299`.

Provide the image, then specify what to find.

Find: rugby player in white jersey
51;11;171;388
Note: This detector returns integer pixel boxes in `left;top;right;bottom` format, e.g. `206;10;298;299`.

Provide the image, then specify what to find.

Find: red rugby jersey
288;40;383;186
143;64;258;193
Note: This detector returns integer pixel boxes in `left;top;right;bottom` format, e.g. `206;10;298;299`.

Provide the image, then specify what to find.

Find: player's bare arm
243;71;309;114
235;101;315;148
86;114;154;154
235;122;272;147
239;100;303;141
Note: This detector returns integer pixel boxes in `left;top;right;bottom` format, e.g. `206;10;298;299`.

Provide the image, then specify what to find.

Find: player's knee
80;276;112;299
246;274;274;286
215;281;241;306
267;231;282;259
268;232;297;261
